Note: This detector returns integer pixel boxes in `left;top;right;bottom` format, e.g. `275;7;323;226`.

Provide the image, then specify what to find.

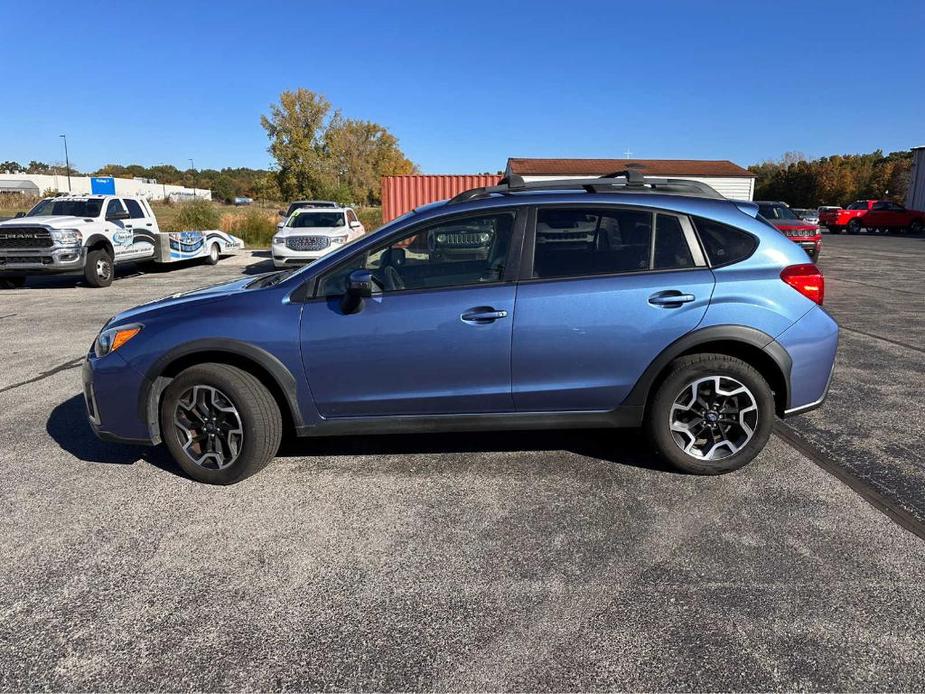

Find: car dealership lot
1;237;925;690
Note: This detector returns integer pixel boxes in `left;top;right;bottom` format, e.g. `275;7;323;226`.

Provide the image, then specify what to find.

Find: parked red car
819;199;925;234
756;201;822;259
818;200;874;234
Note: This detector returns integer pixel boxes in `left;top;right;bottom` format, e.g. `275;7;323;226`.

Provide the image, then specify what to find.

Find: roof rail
447;171;725;205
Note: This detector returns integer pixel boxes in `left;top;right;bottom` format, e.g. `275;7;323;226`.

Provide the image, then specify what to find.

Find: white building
906;146;925;211
0;173;210;201
504;157;756;200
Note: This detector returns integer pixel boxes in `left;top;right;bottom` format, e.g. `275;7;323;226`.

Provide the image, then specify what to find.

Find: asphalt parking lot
2;236;925;691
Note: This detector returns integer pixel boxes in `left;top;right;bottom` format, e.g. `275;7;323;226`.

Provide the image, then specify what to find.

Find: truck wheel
84;248;114;287
0;277;26;289
204;243;220;266
160;363;282;484
647;353;774;475
847;219;862;235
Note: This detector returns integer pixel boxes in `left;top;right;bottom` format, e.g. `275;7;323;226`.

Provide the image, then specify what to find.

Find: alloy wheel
669;375;758;461
173;385;244;469
97;258;112;281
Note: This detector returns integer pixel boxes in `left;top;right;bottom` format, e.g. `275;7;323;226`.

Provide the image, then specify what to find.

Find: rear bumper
771;306;839;417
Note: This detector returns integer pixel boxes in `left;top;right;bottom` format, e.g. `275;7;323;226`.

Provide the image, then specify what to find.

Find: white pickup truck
0;195;244;289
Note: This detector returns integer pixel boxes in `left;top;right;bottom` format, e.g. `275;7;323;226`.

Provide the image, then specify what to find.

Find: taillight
781;264;824;305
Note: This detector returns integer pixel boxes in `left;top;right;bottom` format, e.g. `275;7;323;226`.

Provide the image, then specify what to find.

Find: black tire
847;219;862;235
204;242;220;265
160;363;282;484
911;220;924;235
84;248;114;287
0;276;26;289
646;353;775;475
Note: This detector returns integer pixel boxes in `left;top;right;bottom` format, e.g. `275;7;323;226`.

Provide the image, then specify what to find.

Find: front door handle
461;307;508;324
648;291;695;307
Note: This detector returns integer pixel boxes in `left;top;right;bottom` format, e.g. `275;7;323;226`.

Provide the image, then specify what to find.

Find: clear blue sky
1;0;922;173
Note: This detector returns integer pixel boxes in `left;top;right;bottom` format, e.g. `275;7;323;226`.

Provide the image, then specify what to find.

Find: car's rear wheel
911;220;924;235
160;363;282;484
847;219;862;235
0;276;26;289
646;354;775;475
204;242;220;265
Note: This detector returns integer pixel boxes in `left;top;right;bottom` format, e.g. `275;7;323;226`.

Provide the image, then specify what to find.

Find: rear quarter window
693;217;758;267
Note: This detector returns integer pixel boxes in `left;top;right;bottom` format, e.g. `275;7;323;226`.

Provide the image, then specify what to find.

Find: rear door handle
648;291;695;307
461;307;508;324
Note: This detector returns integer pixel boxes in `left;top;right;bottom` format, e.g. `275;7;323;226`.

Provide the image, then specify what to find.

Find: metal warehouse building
906;145;925;211
382;157;756;222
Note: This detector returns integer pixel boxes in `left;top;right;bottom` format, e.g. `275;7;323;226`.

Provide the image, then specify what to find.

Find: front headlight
94;323;143;358
49;228;82;246
272;235;285;245
331;235;349;244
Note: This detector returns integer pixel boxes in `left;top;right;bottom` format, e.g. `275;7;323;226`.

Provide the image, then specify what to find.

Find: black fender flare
622;325;792;412
138;338;304;444
84;234;115;257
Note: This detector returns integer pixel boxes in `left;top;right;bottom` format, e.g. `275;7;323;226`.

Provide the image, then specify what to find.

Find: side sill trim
296;406;644;438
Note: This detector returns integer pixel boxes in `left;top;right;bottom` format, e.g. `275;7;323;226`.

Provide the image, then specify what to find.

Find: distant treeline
749;150;912;207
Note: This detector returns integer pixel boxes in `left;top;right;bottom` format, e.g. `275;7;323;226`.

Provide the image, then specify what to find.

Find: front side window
106;199;127;218
317;212;515;297
532;208;653;279
289;211;346;228
124;199;146;219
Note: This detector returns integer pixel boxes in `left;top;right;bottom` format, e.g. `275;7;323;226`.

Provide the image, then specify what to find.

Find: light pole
59;134;71;192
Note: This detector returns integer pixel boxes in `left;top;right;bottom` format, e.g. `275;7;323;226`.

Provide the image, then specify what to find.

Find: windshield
288;211;346;228
285;201;338;217
757;203;800;220
27;198;104;217
847;201;869;210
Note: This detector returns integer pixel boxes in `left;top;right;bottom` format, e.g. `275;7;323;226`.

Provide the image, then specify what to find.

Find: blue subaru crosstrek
83;173;838;484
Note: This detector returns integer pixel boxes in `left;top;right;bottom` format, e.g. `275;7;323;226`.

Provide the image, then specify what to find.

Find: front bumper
272;241;344;267
0;245;85;273
82;353;155;446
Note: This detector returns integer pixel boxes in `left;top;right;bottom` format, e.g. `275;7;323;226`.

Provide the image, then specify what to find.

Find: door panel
301;285;515;417
512;270;715;411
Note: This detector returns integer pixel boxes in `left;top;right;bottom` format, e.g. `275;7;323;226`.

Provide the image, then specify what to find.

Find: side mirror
349;220;361;229
278;209;287;217
341;268;373;314
14;211;25;218
107;210;129;221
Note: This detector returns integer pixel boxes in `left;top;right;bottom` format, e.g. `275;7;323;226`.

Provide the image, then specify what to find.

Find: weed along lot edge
1;235;925;689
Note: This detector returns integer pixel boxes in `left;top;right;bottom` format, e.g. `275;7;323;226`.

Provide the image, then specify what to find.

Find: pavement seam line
0;357;84;395
773;422;925;543
839;325;925;355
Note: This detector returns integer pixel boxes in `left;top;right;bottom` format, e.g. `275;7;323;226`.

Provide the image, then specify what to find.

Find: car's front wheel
847;219;862;235
84;248;114;287
646;354;775;475
160;363;282;484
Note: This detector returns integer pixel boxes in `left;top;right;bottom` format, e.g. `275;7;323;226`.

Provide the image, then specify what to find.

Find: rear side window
694;217;757;267
532;208;653;279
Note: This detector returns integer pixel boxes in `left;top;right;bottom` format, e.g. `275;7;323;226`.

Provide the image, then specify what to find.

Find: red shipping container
381;174;502;223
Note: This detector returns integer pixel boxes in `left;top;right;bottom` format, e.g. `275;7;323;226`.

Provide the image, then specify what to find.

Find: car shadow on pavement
276;427;677;474
46;394;180;475
48;393;675;477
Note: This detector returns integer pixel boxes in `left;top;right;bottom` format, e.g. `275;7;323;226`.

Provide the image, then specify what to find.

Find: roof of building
506;157;754;178
0;179;41;193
